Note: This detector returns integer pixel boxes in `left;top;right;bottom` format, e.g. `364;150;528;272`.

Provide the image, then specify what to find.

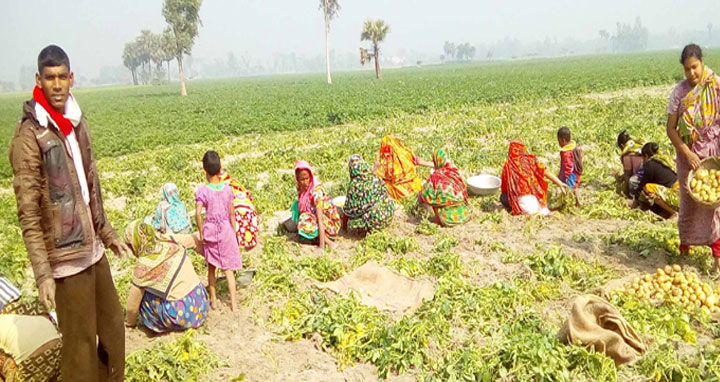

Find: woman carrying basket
666;43;720;273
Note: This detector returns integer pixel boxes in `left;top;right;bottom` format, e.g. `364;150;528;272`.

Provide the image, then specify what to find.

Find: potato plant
2;50;720;380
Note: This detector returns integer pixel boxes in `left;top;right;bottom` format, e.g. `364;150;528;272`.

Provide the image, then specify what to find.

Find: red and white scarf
32;86;81;135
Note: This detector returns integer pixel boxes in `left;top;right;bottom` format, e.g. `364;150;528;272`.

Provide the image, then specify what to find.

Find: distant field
0;50;710;178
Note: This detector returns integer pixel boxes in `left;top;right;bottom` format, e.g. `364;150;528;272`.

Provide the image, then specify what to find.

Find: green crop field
3;50;720;381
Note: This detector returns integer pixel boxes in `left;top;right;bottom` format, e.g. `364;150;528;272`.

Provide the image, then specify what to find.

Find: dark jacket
9;100;118;286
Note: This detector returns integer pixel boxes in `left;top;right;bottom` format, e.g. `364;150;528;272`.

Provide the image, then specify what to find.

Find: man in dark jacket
8;45;129;382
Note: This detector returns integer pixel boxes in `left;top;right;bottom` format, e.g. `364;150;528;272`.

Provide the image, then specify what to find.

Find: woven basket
687;157;720;209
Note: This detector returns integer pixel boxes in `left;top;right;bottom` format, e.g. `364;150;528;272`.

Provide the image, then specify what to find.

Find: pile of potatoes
625;264;719;315
690;168;720;203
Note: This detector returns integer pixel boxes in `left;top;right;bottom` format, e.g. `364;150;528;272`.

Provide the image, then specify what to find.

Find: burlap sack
315;261;435;316
558;295;645;365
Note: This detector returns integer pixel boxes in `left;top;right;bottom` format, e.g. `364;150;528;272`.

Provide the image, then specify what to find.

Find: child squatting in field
195;150;242;311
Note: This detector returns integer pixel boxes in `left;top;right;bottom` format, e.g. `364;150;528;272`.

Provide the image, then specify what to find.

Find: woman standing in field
666;44;720;273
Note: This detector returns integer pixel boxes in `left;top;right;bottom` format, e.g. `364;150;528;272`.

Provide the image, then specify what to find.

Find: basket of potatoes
688;157;720;208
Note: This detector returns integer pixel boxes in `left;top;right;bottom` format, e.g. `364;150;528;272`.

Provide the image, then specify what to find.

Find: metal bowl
235;268;256;288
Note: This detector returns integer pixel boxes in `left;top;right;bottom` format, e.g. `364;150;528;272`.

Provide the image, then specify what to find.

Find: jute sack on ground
558;294;645;366
315;261;435;316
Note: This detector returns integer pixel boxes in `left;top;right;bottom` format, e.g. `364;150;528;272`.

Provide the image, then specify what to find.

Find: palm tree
161;29;176;81
319;0;340;84
122;41;141;85
137;29;156;81
360;19;390;79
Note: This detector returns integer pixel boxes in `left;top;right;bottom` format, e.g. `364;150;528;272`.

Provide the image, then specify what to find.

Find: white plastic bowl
332;195;347;208
332;195;347;216
467;174;501;196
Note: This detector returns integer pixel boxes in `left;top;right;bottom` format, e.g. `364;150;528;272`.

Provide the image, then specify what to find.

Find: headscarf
0;277;21;311
420;149;468;207
345;154;392;218
501;139;549;215
150;183;191;234
124;220;187;299
295;160;320;214
374;135;422;200
649;153;677;173
619;138;645;158
679;65;720;146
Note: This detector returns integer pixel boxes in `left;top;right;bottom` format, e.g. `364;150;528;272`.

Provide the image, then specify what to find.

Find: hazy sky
2;0;719;82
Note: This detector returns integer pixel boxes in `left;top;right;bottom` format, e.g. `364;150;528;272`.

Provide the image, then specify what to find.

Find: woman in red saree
500;139;568;215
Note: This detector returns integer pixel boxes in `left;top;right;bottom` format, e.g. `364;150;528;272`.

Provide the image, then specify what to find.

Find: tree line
121;0;391;94
598;17;649;53
122;30;175;85
442;41;477;63
122;0;202;96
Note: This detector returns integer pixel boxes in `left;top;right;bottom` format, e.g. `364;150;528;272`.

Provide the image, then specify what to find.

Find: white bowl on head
467;174;501;196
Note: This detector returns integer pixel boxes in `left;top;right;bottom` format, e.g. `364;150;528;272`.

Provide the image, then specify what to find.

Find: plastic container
466;174;502;196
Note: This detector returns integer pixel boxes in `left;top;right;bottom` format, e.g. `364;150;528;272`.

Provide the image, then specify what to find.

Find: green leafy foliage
125;330;225;382
3;50;720;380
525;246;613;291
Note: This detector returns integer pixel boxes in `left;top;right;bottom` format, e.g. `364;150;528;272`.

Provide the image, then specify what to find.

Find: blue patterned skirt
139;283;210;333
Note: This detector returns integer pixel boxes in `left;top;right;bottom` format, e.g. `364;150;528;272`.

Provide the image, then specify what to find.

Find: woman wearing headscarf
124;220;209;333
666;44;720;272
148;183;192;234
291;161;341;250
419;149;471;226
630;142;679;219
344;154;395;233
374;135;433;200
0;277;62;382
500;139;568;216
616;130;646;197
219;170;259;250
